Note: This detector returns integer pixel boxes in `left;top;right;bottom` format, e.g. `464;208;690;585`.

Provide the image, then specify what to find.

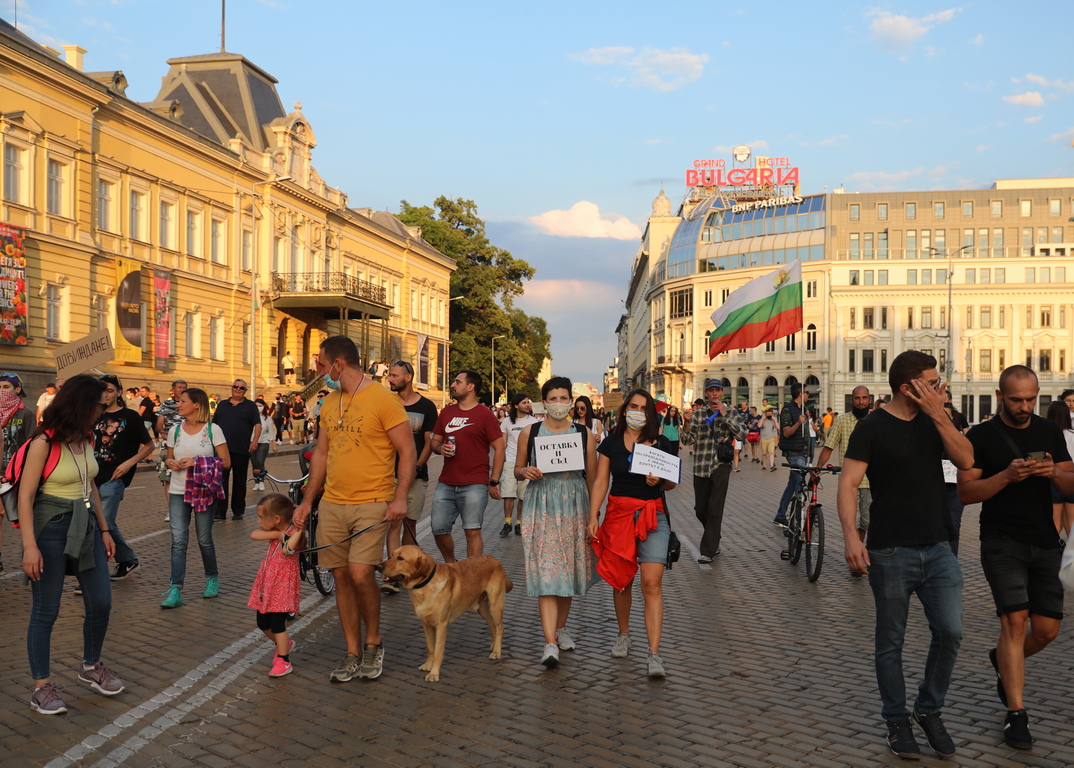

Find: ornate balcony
270;272;391;320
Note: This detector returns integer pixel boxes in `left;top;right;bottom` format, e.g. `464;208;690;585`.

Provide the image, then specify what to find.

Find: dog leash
285;519;389;556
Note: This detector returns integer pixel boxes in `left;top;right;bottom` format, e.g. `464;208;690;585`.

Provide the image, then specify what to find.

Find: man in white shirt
35;382;56;423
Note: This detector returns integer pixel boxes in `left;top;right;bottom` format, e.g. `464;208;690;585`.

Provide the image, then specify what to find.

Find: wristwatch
489;480;500;487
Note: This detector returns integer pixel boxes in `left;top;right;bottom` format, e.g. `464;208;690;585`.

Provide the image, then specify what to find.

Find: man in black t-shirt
386;361;438;558
211;379;262;521
839;351;973;760
95;375;155;579
957;365;1074;750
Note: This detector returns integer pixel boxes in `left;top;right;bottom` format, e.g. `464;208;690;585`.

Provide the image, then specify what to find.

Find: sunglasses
394;360;414;375
232;385;247;391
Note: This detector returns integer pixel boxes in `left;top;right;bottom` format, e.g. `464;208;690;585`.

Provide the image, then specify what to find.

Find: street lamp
924;244;974;380
491;335;506;406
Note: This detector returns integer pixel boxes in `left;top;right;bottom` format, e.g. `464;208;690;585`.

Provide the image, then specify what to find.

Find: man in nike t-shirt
430;370;505;562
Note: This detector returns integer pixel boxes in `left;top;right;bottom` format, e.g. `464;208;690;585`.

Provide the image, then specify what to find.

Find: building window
962;201;974;218
3;144;25;203
850;308;856;330
806;324;817;351
1061;349;1067;371
764;340;776;353
209;316;222;360
1050;199;1061;216
703;290;712;307
966;307;974;329
806;280;817;298
1037;227;1047;244
46;159;65;215
907;269;917;285
411;290;418;320
996;268;1005;284
940;306;946;328
721;288;730;303
906;230;917;258
1041;267;1051;283
906;202;916;220
849;269;859;285
980;306;992;328
999;306;1005;328
160;201;173;249
934;229;946;254
962;228;974;249
1021;227;1033;255
848;349;856;373
669;288;693;319
934;201;945;219
980;349;992;373
1041;306;1052;327
785;334;796;353
94;295;109;331
965;268;975;284
881;307;888;329
864;234;874;259
1020;200;1032;217
1052;227;1063;243
850;235;860;259
1026;268;1035;283
920;307;932;329
863;307;875;329
980;268;990;284
97;179;113;231
241;323;250;365
129;191;144;241
241;229;252;270
46;284;64;341
864;270;874;286
878;269;888;285
937;268;947;284
849;204;860;221
210;218;225;263
998;349;1005;369
877;203;888;220
1062;305;1067;328
922;269;932;285
186;210;201;257
862;349;875;373
184;312;197;356
991;200;1002;217
1040;349;1052;373
907;307;914;329
881;348;888;372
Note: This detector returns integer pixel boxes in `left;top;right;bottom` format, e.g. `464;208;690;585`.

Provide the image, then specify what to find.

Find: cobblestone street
2;450;1073;767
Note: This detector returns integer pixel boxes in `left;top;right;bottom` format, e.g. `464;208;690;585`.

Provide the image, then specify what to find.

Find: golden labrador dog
379;545;512;682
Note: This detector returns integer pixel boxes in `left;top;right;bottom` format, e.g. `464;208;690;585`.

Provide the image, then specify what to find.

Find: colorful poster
437;343;445;390
153;270;171;369
0;223;28;345
114;258;142;362
417;334;429;390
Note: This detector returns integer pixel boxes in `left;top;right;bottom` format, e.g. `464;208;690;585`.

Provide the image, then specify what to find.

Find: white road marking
677;533;712;571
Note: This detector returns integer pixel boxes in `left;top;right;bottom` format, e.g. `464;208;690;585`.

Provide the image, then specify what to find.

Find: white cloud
1025;116;1043;124
975;144;991;152
529;201;642;241
1025;73;1074;93
802;134;849;147
1003;91;1045;107
1047;128;1074;144
520;279;619;312
867;7;962;53
645;139;661;145
712;140;769;153
569;46;709;92
970;33;984;45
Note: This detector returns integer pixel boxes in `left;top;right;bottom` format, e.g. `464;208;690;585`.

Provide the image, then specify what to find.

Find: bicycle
263;472;335;596
779;464;841;583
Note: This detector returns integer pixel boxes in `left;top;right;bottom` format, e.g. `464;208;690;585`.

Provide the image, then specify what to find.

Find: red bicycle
780;464;841;582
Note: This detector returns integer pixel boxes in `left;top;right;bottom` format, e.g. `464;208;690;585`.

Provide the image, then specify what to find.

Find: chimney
62;45;87;72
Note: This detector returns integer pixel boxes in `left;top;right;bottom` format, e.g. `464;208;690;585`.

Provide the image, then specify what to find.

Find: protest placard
532;431;585;473
630;442;681;484
53;329;114;379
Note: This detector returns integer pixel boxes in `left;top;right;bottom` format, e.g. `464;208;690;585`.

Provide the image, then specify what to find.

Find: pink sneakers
269;657;293;677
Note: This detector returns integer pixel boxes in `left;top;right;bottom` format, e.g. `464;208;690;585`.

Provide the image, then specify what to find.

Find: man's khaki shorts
406;478;427;521
317;499;389;568
498;466;529;500
760;437;777;455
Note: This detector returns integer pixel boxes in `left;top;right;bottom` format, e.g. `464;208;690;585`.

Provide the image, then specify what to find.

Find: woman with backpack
160;388;230;609
17;374;124;715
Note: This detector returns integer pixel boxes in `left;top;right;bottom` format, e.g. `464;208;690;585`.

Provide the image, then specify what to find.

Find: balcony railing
655;354;693;366
272;272;388;305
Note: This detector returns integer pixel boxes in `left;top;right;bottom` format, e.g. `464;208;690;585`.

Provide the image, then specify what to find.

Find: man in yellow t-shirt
294;336;415;683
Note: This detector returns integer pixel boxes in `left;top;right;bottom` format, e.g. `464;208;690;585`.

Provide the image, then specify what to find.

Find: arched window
806;323;817;352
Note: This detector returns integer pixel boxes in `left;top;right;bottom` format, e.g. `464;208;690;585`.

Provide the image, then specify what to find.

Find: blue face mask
324;363;342;391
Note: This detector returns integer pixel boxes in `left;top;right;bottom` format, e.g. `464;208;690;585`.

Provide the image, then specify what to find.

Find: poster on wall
114;258;142;362
153;270;171;370
417;334;429;390
0;223;28;345
437;343;445;390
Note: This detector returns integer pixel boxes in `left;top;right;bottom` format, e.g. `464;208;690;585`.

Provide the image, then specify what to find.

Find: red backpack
2;431;66;526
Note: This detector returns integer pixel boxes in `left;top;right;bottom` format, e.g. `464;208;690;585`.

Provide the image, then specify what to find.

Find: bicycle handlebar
781;464;842;474
263;472;310;484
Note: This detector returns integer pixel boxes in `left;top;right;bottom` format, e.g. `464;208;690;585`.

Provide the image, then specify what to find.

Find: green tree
399;197;550;404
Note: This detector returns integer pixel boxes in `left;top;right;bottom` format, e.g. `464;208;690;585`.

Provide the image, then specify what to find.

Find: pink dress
247;539;301;614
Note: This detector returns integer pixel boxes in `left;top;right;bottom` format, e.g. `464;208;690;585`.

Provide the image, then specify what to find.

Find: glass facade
697;195;826;272
667;197;724;278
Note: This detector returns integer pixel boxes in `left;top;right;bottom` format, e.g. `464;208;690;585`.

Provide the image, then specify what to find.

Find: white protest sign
941;459;957;484
630;442;681;484
52;329;114;379
532;431;585;473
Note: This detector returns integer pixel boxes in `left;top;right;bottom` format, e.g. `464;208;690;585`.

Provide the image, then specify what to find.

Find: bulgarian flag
708;260;803;359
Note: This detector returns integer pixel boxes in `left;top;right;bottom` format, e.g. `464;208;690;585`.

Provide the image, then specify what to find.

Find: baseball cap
703;378;725;391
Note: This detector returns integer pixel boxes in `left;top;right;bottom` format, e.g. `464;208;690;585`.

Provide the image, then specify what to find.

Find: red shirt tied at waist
592;494;664;592
185;455;225;512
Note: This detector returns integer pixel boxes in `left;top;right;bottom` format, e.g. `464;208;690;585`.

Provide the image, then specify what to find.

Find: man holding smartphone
958;365;1074;750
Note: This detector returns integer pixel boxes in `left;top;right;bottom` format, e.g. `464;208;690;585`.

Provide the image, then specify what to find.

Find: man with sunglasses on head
211;379;261;521
95;374;156;580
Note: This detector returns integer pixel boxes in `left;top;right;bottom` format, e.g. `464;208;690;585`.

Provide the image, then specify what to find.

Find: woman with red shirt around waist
587;388;677;679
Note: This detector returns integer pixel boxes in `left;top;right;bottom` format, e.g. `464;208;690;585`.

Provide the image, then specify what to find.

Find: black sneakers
988;648;1008;707
910;707;956;758
1003;709;1033;750
499;523;512;537
111;561;140;580
886;719;921;759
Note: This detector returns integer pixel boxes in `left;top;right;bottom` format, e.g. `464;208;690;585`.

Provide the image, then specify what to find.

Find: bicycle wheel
787;497;803;565
308;511;335;596
805;504;824;582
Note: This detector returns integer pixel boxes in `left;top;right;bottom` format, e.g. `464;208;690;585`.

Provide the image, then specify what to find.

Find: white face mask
625;411;647;429
545;402;571;420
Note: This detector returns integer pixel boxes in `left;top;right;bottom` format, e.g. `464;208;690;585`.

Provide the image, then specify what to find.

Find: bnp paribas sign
684;144;800;188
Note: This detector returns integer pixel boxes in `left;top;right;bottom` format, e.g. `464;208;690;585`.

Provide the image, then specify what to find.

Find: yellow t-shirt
320;382;409;505
41;442;99;500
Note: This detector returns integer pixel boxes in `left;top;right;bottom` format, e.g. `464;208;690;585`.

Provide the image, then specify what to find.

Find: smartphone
1025;451;1046;462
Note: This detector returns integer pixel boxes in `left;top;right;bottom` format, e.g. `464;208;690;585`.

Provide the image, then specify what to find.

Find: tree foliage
399;196;550;404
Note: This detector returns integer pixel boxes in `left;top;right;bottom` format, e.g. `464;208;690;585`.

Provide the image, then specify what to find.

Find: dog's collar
411;563;437;590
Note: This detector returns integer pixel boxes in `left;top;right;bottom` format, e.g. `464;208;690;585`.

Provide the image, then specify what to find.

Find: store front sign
731;195;804;213
685;165;799;188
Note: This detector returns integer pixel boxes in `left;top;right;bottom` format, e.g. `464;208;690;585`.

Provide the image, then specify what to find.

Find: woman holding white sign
587;388;676;679
515;377;597;669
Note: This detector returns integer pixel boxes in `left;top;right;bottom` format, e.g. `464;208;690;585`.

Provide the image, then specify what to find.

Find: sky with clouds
6;1;1074;388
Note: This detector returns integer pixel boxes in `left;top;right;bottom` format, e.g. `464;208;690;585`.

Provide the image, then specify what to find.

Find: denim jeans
430;483;489;535
27;512;112;679
776;454;808;519
168;494;218;586
98;478;136;565
251;443;270;482
867;541;963;722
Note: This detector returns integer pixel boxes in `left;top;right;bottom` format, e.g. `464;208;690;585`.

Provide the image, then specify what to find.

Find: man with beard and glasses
958;365;1074;750
816;386;873;545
